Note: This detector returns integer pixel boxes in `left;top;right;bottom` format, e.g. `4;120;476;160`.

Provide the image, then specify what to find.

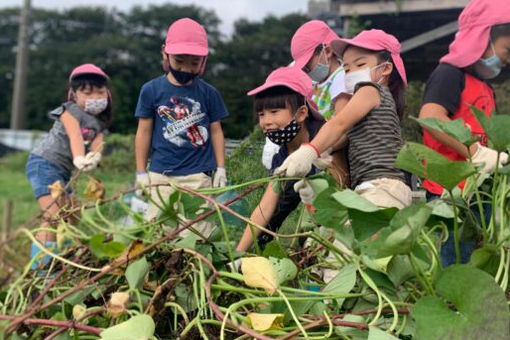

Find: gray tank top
347;82;405;188
31;102;106;173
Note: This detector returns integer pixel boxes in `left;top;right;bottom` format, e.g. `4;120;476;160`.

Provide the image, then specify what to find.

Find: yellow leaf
72;304;87;319
107;292;130;317
241;257;279;294
83;176;105;200
48;180;65;199
247;313;284;331
112;240;145;267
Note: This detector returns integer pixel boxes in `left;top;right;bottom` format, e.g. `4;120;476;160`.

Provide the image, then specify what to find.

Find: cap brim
440;26;489;68
293;49;315;69
165;43;208;56
331;38;384;58
247;81;299;96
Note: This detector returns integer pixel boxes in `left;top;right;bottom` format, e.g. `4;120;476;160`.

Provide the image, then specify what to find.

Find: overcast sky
2;0;309;37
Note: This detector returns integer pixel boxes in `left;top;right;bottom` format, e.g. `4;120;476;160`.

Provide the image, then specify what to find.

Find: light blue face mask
307;47;330;83
474;43;503;79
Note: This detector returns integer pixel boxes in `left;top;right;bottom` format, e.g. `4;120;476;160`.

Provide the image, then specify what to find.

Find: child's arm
135;118;153;172
89;133;104;153
60;111;85;158
312;86;380;152
210;121;225;167
330;93;352;150
236;183;280;252
210;121;227;186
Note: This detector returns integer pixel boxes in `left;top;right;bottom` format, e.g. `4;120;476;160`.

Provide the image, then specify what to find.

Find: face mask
307;47;330;83
264;115;302;145
344;63;389;94
473;43;503;79
169;64;198;84
84;98;108;115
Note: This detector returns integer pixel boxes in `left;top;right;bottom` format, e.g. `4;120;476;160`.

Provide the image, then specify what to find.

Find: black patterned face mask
264;119;301;145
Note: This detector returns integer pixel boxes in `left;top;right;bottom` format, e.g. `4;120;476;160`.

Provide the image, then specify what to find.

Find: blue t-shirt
135;75;229;175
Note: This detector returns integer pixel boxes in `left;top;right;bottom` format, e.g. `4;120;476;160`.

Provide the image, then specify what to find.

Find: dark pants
426;192;490;267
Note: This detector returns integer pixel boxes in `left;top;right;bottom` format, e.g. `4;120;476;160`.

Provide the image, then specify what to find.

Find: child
418;0;510;265
134;18;229;236
26;63;112;267
277;29;412;209
262;21;348;181
236;66;334;252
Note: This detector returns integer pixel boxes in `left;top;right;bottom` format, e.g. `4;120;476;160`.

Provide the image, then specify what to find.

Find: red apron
423;72;495;195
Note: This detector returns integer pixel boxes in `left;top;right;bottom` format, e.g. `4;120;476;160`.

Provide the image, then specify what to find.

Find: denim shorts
26;154;72;199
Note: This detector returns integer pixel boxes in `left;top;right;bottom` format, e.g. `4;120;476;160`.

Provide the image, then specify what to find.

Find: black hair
253;86;318;123
377;50;405;121
70;73;113;128
490;23;510;41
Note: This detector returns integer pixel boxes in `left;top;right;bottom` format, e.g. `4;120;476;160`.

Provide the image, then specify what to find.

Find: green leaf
471;106;510;152
367;326;399;339
361;204;432;258
322;264;357;307
262;240;287;259
89;234;126;259
175;235;197;250
100;314;155;340
349;208;398;242
396;142;476;191
332;190;380;212
334;314;367;338
427;199;455;219
125;257;150;290
269;257;297;284
412;265;509;340
413;117;478;146
312;187;349;229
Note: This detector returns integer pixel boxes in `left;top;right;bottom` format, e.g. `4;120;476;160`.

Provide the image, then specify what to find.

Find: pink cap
291;20;341;69
164;18;208;56
440;0;510;68
248;66;313;97
248;66;323;120
69;63;109;82
331;29;407;85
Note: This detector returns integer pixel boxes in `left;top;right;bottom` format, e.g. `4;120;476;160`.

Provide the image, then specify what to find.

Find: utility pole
10;0;31;130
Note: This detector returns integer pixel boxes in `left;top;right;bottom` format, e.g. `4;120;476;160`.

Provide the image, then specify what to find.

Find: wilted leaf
247;313;284;331
241;257;279;294
72;304;86;319
84;176;105;200
107;292;130;317
112;240;145;267
48;180;65;199
100;314;155;340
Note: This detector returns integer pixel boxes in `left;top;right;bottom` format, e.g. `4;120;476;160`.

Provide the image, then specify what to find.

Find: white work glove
471;143;509;174
312;148;333;170
275;144;319;177
73;155;95;172
226;258;242;272
293;179;315;205
135;171;150;196
213;167;227;187
84;151;102;170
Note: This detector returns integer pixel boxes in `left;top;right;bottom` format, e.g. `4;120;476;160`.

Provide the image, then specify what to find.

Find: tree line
0;4;309;138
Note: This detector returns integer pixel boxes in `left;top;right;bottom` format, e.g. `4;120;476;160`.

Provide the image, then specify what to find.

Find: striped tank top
347;82;405;188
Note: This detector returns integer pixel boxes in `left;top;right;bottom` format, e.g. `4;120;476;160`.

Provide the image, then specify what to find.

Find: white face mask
343;62;389;94
84;98;108;115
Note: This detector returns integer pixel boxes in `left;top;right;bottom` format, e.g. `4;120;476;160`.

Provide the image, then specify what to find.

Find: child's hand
471;143;509;174
293;179;315;205
84;152;102;170
213;167;227;187
275;143;319;177
135;172;150;196
73;156;90;171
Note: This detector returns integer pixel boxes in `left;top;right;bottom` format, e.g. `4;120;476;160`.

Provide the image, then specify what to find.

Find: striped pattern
348;82;405;188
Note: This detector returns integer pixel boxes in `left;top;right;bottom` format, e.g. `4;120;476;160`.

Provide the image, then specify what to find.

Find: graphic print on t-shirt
81;127;97;147
157;96;208;148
